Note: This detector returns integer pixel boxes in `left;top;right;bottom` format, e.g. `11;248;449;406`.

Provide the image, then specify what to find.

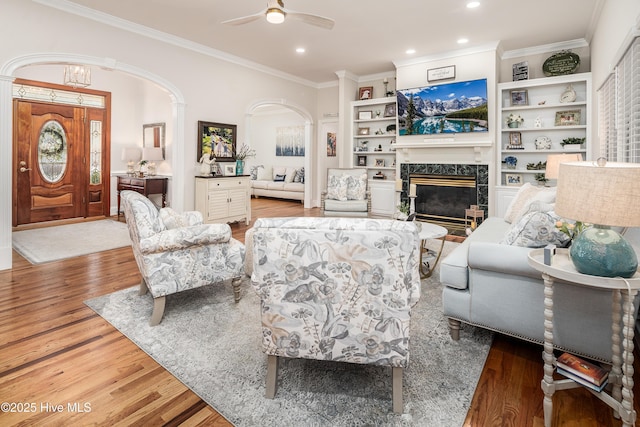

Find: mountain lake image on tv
397;78;488;135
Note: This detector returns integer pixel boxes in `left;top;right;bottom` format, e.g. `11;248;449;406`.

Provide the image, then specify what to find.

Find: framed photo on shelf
510;90;528;106
357;155;367;166
383;103;396;117
197;121;236;162
358;86;373;100
223;163;237;176
358;127;370;135
555;110;581;126
506;173;523;186
358;110;373;120
375;158;385;167
509;132;522;146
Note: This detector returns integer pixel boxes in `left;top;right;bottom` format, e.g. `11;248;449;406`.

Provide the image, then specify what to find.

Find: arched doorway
0;53;186;270
245;99;314;208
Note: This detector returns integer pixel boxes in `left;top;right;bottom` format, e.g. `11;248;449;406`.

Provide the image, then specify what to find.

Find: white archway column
0;75;15;270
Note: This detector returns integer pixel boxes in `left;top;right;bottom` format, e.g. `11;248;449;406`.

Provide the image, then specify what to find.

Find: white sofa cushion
324;198;368;211
272;166;287;180
251;180;269;190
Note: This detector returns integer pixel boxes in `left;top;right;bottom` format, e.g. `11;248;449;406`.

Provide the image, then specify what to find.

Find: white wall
249;108;306;171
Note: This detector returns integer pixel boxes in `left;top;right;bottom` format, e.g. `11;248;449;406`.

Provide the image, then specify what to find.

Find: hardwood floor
1;197;638;426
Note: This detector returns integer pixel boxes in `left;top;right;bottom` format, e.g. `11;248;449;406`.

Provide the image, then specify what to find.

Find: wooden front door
13;98;108;226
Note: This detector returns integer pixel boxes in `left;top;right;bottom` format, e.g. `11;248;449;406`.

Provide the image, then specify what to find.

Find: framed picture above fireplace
396;78;488;136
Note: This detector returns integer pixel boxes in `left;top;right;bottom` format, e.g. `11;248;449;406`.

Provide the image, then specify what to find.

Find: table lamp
142;147;164;176
555;160;640;278
121;147;141;175
544;153;583;180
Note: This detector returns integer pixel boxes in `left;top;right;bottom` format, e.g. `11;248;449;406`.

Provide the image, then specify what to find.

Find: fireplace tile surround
400;163;489;231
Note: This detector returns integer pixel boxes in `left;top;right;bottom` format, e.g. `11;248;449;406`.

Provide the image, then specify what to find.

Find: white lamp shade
555;161;640;227
121;147;141;162
142;147;164;162
545;153;583;180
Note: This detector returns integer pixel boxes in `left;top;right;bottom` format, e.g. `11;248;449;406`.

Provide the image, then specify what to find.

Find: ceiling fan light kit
266;7;285;24
222;0;334;29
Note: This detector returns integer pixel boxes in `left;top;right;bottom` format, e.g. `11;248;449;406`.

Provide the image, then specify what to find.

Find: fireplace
400;163;488;234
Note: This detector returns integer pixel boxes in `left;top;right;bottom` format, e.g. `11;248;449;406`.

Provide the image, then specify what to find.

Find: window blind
597;36;640;163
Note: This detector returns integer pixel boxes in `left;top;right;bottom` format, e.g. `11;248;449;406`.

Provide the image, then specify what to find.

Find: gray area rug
85;241;492;426
13;219;131;264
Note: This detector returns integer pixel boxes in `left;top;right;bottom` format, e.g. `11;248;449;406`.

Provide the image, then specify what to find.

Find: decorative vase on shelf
507;122;519;128
236;160;244;175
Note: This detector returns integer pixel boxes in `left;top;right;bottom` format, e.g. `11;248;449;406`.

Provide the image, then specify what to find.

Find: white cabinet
351;97;397;217
497;73;591;192
368;180;396;217
195;176;251;225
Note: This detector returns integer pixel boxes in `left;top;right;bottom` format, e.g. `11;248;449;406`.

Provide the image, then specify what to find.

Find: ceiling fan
221;0;335;29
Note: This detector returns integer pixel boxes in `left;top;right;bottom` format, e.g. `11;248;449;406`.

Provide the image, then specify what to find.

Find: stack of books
556;352;609;392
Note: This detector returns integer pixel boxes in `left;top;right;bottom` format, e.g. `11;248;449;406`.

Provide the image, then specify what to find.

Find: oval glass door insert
38;120;68;183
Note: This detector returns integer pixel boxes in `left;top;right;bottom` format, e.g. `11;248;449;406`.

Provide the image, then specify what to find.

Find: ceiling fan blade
287;12;335;29
221;12;264;26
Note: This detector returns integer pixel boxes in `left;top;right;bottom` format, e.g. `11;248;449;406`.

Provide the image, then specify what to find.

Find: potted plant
506;113;524;128
232;144;256;175
560;137;585;148
395;201;410;220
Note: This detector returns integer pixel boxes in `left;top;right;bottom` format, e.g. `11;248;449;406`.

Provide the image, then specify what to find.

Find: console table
528;248;640;427
117;175;168;218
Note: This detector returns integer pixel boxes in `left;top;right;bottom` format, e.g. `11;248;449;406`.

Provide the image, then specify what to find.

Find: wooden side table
117;175;168;218
528;248;640;427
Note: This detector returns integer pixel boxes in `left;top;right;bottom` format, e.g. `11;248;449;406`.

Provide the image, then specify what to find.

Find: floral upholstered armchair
321;168;371;217
249;217;421;413
121;190;245;326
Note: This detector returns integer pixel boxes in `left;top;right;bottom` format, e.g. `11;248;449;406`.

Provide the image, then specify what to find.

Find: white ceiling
42;0;602;84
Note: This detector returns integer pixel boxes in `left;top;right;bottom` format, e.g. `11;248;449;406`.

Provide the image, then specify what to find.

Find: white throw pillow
504;183;556;224
257;166;272;181
285;167;297;183
327;174;348;201
272;166;287;180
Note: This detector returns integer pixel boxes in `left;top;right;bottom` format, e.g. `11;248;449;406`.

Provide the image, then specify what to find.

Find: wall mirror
143;122;165;159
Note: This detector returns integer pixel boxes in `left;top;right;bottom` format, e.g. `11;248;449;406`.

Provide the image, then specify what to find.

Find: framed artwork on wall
197;121;236;162
358;86;373;100
326;132;336;157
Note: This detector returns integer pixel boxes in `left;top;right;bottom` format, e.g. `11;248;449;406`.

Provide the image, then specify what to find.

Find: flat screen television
397;78;488;135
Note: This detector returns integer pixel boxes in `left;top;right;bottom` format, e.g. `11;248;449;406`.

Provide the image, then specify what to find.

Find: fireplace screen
410;174;477;231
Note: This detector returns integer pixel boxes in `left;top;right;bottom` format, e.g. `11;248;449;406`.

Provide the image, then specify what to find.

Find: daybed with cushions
250;165;304;202
440;183;640;363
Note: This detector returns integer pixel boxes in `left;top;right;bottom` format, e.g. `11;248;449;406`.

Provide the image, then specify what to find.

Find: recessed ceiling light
296;47;306;54
467;2;480;8
406;48;416;55
457;38;469;44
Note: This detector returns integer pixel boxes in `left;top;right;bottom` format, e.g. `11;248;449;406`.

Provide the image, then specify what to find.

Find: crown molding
33;0;321;89
392;41;500;68
501;38;589;59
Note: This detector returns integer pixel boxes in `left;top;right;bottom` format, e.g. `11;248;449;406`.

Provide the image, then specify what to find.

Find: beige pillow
257;166;272;181
285;167;297;183
272;166;287;180
504;183;556;224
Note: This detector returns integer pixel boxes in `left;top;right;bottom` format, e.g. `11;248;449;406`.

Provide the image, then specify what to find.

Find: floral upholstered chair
321;168;371;217
249;217;421;413
121;190;245;326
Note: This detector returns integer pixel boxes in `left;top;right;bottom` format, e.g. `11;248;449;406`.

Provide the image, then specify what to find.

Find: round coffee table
417;221;448;278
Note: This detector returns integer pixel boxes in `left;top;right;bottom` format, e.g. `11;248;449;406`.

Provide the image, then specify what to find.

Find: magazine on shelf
556;352;608;386
557;368;608;393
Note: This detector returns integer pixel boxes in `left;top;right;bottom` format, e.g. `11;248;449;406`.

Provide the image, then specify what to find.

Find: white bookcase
495;73;592;215
350;97;398;217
